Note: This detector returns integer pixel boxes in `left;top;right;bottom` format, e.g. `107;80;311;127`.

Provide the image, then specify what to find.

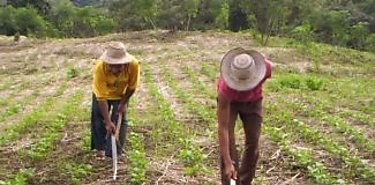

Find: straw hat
220;47;266;91
100;42;132;64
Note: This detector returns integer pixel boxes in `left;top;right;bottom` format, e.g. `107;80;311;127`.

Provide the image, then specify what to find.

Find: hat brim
220;48;266;91
100;51;133;64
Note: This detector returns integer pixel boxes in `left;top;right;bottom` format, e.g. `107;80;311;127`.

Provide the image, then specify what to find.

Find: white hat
220;47;266;91
100;42;132;64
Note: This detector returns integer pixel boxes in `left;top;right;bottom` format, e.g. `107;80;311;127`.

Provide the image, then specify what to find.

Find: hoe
111;112;122;180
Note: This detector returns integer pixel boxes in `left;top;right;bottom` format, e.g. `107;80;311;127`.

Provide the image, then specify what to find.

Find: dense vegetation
0;0;374;51
0;30;373;185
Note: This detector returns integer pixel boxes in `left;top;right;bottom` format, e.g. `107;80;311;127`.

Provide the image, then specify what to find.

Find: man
217;47;272;185
91;41;140;160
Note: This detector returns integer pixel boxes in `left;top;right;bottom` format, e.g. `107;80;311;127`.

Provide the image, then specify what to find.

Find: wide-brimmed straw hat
220;47;266;91
100;42;132;64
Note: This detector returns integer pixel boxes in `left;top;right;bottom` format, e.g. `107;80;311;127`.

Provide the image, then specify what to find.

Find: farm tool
111;112;123;180
230;178;236;185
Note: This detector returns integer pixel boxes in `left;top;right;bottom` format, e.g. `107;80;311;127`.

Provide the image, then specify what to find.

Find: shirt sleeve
127;57;140;90
264;58;272;79
92;61;108;101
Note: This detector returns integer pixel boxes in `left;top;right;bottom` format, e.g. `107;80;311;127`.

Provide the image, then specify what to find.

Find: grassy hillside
0;30;373;185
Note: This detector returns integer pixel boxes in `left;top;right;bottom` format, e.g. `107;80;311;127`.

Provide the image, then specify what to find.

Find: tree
192;0;224;30
156;0;185;31
71;0;104;7
290;21;314;43
0;6;17;35
349;21;369;50
228;0;248;31
109;0;158;30
7;0;51;17
242;0;289;45
132;0;159;29
214;0;229;29
312;10;351;46
0;5;50;37
14;7;49;37
49;0;76;36
50;0;116;37
183;0;200;31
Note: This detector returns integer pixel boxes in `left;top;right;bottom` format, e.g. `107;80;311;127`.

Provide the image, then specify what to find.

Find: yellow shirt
92;56;140;101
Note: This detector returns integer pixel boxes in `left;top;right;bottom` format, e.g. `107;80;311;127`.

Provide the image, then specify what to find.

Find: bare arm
121;89;135;105
98;100;115;134
217;92;233;170
98;101;110;123
118;88;135;113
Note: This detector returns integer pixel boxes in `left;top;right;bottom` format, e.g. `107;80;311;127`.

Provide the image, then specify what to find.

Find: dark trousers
220;99;263;185
90;94;128;156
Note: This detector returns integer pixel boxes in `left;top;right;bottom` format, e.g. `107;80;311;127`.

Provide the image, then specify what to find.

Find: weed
67;66;80;79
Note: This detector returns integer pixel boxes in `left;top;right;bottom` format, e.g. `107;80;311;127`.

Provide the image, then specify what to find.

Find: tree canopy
0;0;373;52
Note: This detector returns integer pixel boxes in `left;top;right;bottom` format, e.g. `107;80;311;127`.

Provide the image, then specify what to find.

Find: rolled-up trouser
220;99;263;185
91;94;128;156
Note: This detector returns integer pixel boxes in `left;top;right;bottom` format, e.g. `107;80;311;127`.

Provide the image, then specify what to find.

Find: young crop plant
58;127;93;184
200;62;217;79
262;124;343;184
0;97;53;146
1;168;35;185
291;94;375;151
0;81;12;91
338;111;374;127
127;133;149;184
26;91;83;161
0;89;39;122
181;64;216;99
162;67;215;123
7;90;92;184
268;98;374;183
143;64;209;177
263;111;347;184
67;66;80;79
126;95;150;184
0;82;69;146
0;81;32;108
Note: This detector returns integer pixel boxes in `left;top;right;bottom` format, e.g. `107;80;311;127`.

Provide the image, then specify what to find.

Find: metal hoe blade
111;135;118;180
112;112;122;180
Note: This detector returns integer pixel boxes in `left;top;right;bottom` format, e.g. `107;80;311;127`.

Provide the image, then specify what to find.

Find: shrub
0;5;51;37
306;77;324;90
279;76;301;89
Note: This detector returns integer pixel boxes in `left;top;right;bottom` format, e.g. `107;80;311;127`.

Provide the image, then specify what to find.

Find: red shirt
217;60;272;102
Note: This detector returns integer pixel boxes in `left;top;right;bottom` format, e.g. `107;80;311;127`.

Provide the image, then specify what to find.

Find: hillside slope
0;30;374;185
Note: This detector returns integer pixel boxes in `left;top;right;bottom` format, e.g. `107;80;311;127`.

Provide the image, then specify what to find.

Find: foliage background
0;0;374;52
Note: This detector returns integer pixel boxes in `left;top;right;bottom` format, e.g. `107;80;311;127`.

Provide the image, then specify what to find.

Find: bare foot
96;150;105;161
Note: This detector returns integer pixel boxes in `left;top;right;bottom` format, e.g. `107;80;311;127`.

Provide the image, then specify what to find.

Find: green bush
306;77;324;91
14;7;50;37
49;0;117;37
291;22;314;43
279;76;301;89
95;17;117;35
0;5;51;37
0;6;18;35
